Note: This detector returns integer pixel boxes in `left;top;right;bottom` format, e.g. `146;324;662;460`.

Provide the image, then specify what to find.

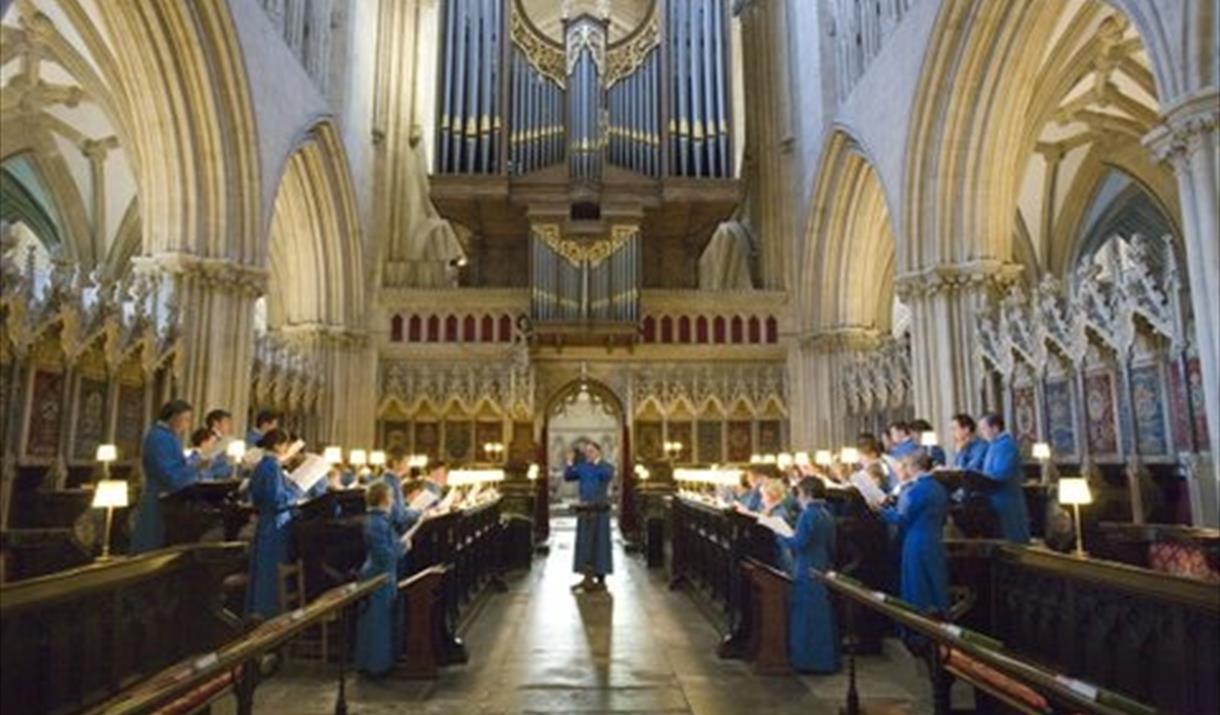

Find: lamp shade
749;454;762;464
349;449;368;466
225;440;247;460
323;446;343;465
527;463;540;480
794;452;811;467
777;453;793;469
840;447;860;465
762;454;777;464
920;431;939;447
409;454;429;469
92;480;128;508
1032;442;1052;460
814;450;833;466
1058;478;1093;505
369;450;387;467
96;444;118;463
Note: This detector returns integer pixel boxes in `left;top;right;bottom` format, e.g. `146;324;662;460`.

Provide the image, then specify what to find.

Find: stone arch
800;128;897;334
265;121;365;329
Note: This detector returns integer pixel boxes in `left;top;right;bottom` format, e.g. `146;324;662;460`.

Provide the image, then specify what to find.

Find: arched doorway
541;379;635;537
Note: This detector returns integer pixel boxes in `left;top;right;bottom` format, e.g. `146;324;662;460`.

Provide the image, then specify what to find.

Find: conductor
565;441;614;592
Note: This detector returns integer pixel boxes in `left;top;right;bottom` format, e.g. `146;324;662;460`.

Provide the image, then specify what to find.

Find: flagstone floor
226;517;934;714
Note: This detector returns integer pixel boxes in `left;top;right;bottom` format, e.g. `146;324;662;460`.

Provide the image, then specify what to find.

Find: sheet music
850;469;889;506
757;513;795;539
286;439;306;460
408;489;438;512
241;447;264;470
436;488;459;511
200;437;231;461
287;454;329;492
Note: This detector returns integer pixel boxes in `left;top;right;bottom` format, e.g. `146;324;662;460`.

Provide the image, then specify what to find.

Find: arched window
390;314;404;342
408;315;422;342
678;316;691;343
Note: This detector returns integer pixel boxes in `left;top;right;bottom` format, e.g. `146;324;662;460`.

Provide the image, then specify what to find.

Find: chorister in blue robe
246;455;296;618
880;474;950;614
954;437;989;472
889;438;919;460
354;508;406;676
565;460;614;576
187;451;233;481
740;486;763;512
777;501;840;673
244;428;263;447
981;432;1031;543
130;424;199;554
927;445;948;468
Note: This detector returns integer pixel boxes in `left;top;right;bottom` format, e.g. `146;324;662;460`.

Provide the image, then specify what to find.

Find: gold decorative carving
534;224;638;267
511;7;567;87
604;8;659;88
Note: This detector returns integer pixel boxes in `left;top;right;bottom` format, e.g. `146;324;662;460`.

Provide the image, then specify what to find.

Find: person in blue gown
978;413;1031;543
887;421;919;460
775;477;840;673
950;413;988;472
204;409;236;480
874;451;950;615
246;429;298;619
354;481;408;676
187;428;233;481
738;466;766;512
423;460;449;499
910;419;948;466
130;400;200;554
757;478;798;572
245;409;280;447
565;441;614;592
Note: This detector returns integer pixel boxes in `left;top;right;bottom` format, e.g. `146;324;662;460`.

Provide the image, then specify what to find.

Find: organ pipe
435;0;502;174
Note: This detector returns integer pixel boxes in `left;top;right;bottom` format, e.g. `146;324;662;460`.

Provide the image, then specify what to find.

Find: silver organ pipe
530;227;641;325
665;0;732;178
436;0;502;174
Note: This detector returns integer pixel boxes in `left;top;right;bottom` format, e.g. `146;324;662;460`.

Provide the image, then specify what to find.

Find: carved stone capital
1143;88;1220;167
277;322;371;350
131;252;268;297
895;260;1023;301
800;326;884;353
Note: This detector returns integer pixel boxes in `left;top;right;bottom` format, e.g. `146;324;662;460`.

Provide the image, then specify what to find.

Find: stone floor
226;517;935;714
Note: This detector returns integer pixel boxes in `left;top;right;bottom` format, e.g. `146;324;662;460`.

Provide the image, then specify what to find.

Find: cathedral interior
0;0;1218;713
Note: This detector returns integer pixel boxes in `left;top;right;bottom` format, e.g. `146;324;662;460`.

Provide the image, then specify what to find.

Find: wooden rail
813;569;1156;715
84;575;389;715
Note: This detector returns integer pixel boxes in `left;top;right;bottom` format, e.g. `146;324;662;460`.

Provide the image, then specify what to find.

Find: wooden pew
813;570;1157;715
396;565;450;679
741;559;791;674
0;543;247;715
160;481;252;547
82;575;389;715
950;541;1219;714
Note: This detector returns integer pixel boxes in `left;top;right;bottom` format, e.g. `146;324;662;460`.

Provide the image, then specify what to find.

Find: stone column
898;261;1021;435
736;0;795;290
789;328;883;451
132;253;264;428
1146;88;1220;524
279;325;377;448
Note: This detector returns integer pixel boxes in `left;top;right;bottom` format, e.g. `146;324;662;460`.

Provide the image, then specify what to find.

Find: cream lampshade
323;446;344;465
839;447;860;465
1058;477;1093;557
226;440;247;461
749;453;762;464
1032;442;1052;461
777;453;793;470
920;431;939;447
92;480;128;561
527;463;540;481
815;450;833;467
369;450;387;467
794;452;811;468
349;449;368;467
96;444;118;463
762;454;777;464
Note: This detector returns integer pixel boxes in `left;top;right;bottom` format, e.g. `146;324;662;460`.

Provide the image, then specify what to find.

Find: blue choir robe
130;424;200;554
245;428;263;447
880;474;949;614
777;501;840;673
981;432;1031;543
354;509;406;675
954;437;988;472
187;451;233;481
246;455;296;618
890;438;919;460
382;472;410;534
740;486;763;512
927;445;948;468
564;460;614;576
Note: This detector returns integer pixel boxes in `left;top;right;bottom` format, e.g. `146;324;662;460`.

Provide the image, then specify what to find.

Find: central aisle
243;516;931;714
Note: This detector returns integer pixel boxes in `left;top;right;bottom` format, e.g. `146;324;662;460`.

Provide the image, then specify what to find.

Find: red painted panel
499;315;513;342
642;315;656;342
463;315;477;342
678;315;691;343
765;316;778;343
481;315;495;342
713;316;726;344
445;315;459;342
696;316;709;343
661;316;673;343
730;316;744;344
408;315;422;342
427;315;440;342
748;316;761;343
390;314;404;342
